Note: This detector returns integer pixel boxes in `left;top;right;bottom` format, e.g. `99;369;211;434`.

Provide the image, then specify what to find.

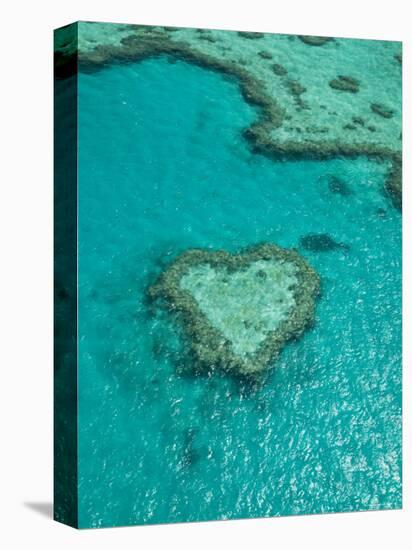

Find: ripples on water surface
76;57;401;527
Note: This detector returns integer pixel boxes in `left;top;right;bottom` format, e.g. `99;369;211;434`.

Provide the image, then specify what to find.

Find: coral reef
298;35;332;46
77;30;284;130
258;51;273;60
272;63;288;76
329;75;360;93
371;102;395;119
148;244;320;377
285;79;308;109
58;23;401;210
241;123;402;210
198;34;217;43
352;116;365;126
238;31;265;39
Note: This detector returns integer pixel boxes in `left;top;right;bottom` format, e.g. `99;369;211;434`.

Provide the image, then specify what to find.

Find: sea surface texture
75;29;401;528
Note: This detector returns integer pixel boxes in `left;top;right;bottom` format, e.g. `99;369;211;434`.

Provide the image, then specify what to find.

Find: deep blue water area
77;56;401;528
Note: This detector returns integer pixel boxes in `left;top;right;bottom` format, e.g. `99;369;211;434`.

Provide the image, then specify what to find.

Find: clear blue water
77;56;401;528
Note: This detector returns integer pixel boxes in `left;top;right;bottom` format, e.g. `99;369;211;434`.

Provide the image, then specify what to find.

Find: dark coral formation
272;63;288;76
285;79;308;109
371;102;395;119
258;50;273;59
237;31;265;39
300;234;349;252
352;116;365;126
298;35;332;46
148;244;320;377
198;34;217;43
329;75;360;93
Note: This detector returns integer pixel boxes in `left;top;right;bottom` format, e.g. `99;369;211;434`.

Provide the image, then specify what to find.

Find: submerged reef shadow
178;425;210;470
299;233;350;253
323;174;354;197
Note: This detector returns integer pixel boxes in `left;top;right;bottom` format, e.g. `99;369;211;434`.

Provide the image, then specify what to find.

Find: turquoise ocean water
77;56;401;528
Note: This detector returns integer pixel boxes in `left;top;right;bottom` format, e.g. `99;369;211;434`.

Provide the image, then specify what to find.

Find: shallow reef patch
285;79;308;109
329;75;360;93
258;50;273;60
299;233;349;252
272;63;288;76
371;102;395;119
148;243;320;377
298;35;333;46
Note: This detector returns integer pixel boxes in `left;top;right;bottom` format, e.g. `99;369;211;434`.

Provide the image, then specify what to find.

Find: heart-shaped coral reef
148;243;320;377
